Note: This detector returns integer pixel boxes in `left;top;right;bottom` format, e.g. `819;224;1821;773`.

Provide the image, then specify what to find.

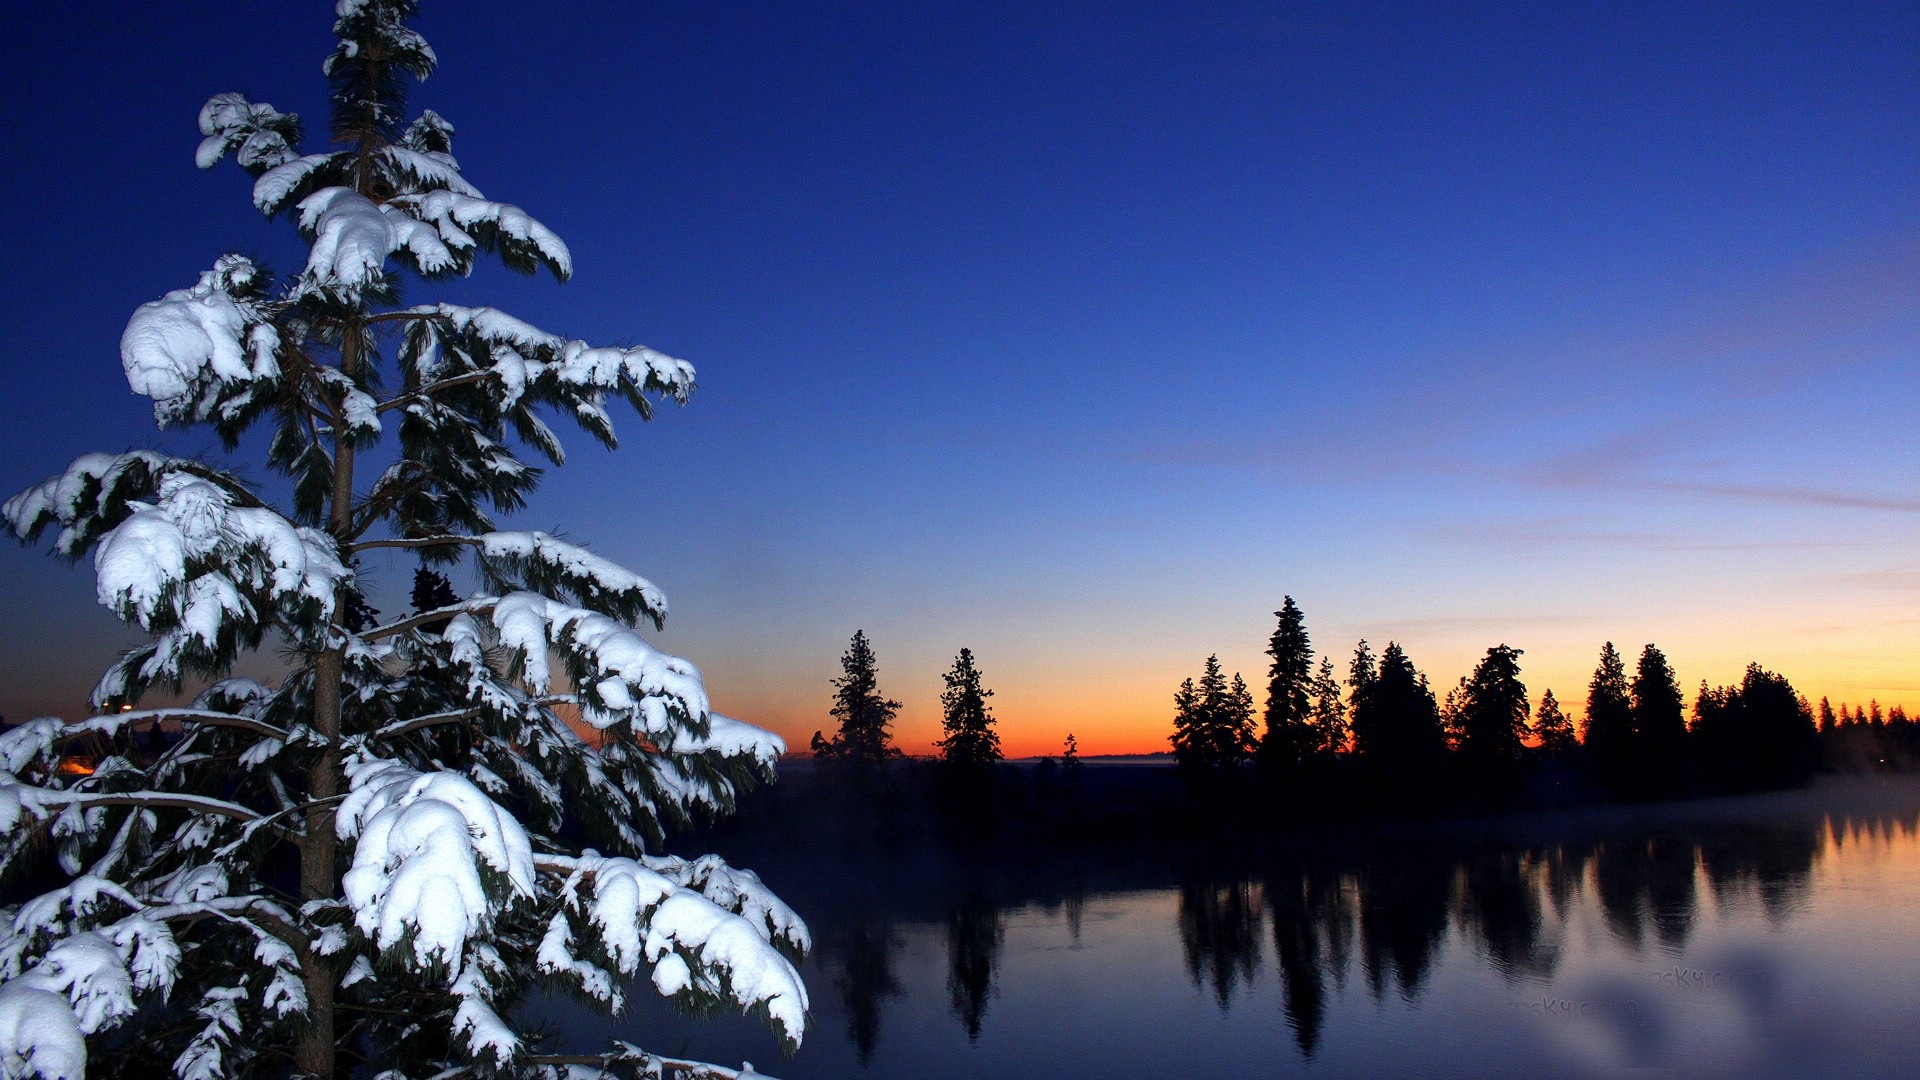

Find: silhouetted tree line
795;619;1905;845
1156;596;1854;823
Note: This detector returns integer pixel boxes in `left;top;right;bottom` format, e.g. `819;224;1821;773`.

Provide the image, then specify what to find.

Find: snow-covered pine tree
0;4;807;1078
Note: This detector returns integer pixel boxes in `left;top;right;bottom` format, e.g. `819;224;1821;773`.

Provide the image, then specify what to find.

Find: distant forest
802;600;1917;837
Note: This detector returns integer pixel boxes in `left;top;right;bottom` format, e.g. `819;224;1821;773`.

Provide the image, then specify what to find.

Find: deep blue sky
2;1;1915;754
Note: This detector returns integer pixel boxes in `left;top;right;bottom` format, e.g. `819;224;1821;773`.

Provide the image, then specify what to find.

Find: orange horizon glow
724;647;1917;762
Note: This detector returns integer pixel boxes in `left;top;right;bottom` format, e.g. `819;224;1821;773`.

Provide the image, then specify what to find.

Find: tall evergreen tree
0;5;806;1076
1533;689;1577;758
1347;643;1445;814
1309;657;1348;755
1630;643;1688;796
1456;645;1531;803
1441;675;1470;752
1583;642;1635;794
814;629;902;765
937;648;1002;767
1261;597;1315;770
1458;645;1531;759
1817;696;1837;734
1347;639;1377;714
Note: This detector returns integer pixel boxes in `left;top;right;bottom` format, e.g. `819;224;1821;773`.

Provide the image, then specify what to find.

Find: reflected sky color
0;2;1915;755
535;778;1920;1078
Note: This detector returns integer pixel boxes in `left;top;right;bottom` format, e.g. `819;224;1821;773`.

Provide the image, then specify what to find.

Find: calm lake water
537;774;1920;1079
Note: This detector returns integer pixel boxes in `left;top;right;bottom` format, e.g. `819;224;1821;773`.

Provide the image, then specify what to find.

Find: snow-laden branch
338;757;535;966
0;883;305;1080
69;708;288;744
532;851;808;1053
526;1049;779;1079
11;790;273;832
397;304;695;449
472;593;707;736
480;531;668;629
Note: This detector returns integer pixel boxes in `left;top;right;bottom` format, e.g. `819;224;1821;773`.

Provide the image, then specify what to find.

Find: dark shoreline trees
1456;645;1532;803
1262;598;1316;773
814;629;903;766
1631;644;1688;798
938;648;1003;768
1171;655;1256;773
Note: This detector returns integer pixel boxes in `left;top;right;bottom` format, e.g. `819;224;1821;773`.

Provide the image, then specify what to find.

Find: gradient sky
1;1;1915;757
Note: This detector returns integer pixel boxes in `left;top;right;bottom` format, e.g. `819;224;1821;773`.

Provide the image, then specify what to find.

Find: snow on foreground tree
0;3;806;1078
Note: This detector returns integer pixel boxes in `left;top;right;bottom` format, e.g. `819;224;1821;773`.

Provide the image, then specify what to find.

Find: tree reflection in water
1454;850;1555;981
1696;822;1821;923
945;894;1005;1041
1357;855;1452;1003
832;918;903;1065
1266;867;1352;1059
1590;834;1700;953
1177;875;1265;1010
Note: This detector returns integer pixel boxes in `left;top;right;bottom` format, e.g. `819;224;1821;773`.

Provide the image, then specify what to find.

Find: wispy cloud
1830;566;1920;592
1432;515;1853;553
1641;480;1920;515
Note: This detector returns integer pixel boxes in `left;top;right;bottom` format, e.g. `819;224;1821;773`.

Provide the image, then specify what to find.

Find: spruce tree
409;565;459;614
1456;645;1531;802
1346;639;1377;719
1533;689;1577;758
1629;643;1688;797
1458;645;1531;759
0;5;806;1077
1583;641;1635;795
1350;643;1444;765
1261;597;1315;770
937;648;1002;768
814;629;902;766
1309;657;1347;756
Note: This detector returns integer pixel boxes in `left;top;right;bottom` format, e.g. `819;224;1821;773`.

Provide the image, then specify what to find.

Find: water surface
539;775;1920;1078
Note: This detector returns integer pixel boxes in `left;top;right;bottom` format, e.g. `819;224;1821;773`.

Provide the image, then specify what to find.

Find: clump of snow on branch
338;757;534;967
120;255;280;427
195;93;298;173
61;471;347;688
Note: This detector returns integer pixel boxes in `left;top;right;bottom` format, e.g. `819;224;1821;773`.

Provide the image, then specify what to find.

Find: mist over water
535;775;1920;1079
